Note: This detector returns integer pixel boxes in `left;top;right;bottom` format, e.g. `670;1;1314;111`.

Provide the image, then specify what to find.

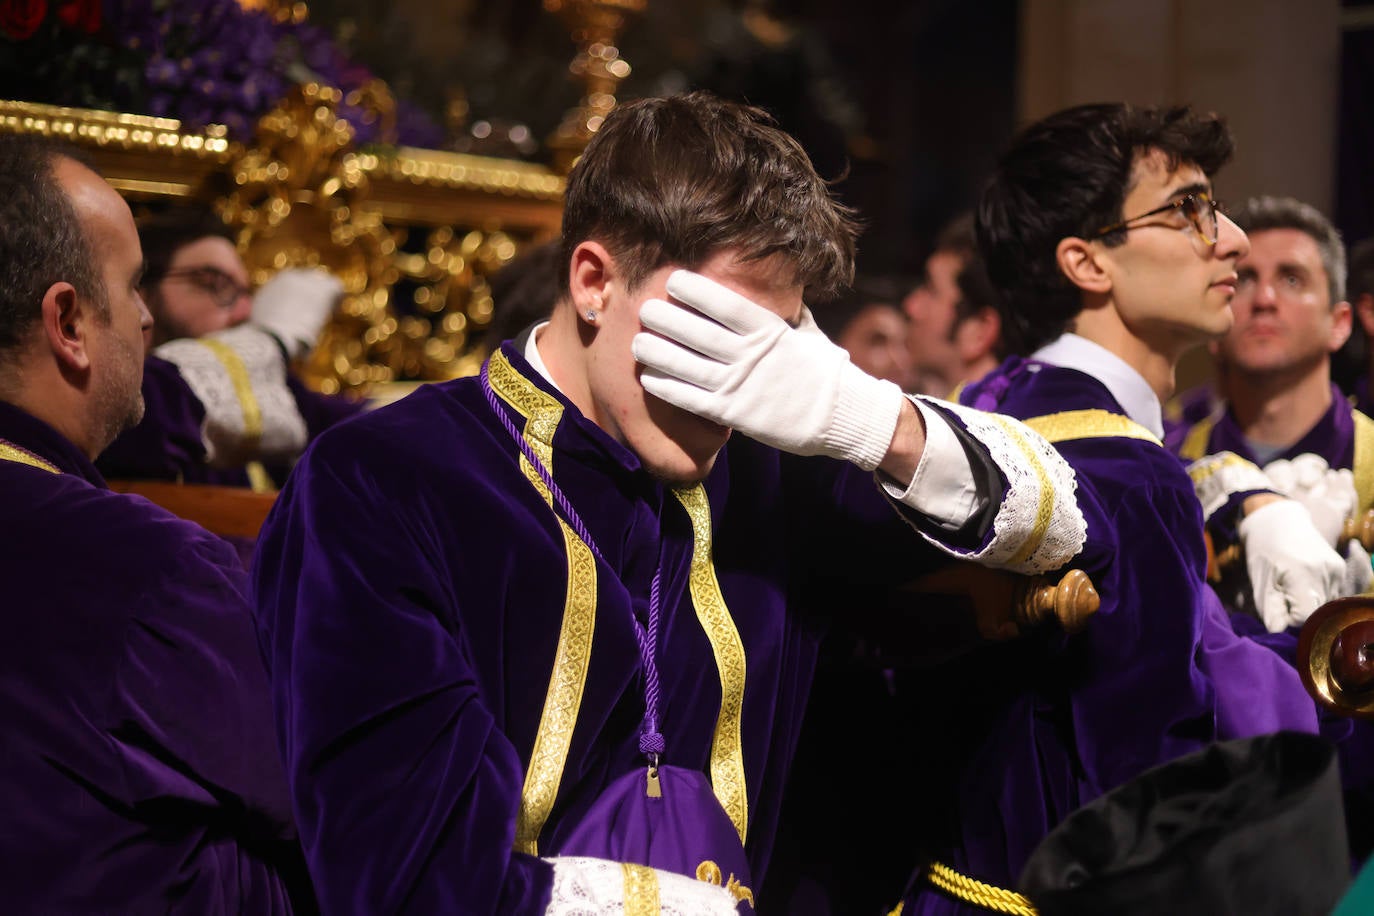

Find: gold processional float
0;0;647;397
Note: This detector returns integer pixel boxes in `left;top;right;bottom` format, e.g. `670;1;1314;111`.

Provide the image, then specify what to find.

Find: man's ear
1329;300;1354;353
39;281;92;372
568;241;619;326
956;306;1002;362
1055;236;1112;295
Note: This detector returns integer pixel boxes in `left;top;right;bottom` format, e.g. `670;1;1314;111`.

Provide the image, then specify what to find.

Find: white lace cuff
1187;451;1273;520
895;398;1086;574
543;857;740;915
154;324;308;467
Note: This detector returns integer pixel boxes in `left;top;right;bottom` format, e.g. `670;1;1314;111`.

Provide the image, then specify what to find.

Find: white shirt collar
523;321;560;392
1030;333;1164;438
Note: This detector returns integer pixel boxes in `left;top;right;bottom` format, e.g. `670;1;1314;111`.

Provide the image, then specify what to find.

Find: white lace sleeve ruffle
890;396;1086;575
1187;450;1273;520
543;856;739;915
154;324;308;467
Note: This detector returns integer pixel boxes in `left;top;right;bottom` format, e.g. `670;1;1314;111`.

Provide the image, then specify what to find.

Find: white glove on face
251;267;344;359
633;270;905;470
1262;454;1356;547
1240;498;1347;632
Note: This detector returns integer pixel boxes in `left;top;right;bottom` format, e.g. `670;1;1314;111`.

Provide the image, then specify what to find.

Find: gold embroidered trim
1352;409;1374;517
488;350;599;857
1023;409;1161;447
987;416;1057;570
0;441;60;474
245;460;274;493
671;483;749;843
1186;450;1261;486
1177;413;1216;462
621;862;661;916
196;338;263;449
926;861;1038;915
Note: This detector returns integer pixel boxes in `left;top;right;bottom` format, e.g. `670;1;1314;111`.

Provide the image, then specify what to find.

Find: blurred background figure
482;238;565;353
902;213;975;396
813;275;915;391
97;203;364;492
1346;236;1374;414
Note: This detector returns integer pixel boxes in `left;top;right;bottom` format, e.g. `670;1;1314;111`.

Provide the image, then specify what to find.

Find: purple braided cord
637;568;665;759
481;360;665;763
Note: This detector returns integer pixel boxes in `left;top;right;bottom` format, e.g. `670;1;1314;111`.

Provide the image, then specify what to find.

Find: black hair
977;103;1233;354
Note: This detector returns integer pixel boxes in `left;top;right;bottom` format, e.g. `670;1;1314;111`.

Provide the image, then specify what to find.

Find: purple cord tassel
484;359;666;767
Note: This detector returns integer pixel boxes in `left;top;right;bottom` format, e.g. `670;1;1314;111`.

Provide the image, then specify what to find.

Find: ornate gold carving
488;351;599;857
0;99;236;200
696;859;756;907
0;96;562;393
621;863;660;915
0;442;60;475
671;484;750;844
544;0;647;172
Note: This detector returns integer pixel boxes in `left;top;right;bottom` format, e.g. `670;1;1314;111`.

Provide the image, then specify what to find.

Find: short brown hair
0;136;106;359
560;92;859;298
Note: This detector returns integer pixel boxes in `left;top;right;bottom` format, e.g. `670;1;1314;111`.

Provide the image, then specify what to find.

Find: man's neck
1225;361;1333;450
6;361;98;459
532;307;602;428
1070;309;1178;403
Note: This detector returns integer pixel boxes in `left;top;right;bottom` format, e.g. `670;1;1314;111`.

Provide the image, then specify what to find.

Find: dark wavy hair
0;135;105;363
561;91;859;298
977;103;1234;354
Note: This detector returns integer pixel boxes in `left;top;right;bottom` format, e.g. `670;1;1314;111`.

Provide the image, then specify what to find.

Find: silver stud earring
585;309;598;323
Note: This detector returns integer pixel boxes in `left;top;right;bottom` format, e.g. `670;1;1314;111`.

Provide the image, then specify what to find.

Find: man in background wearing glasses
1170;197;1374;620
892;103;1347;913
96;205;362;494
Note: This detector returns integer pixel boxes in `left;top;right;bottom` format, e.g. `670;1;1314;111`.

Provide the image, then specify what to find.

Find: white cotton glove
543;856;739;915
251;267;344;359
633;270;904;470
1240;499;1347;632
1262;454;1357;547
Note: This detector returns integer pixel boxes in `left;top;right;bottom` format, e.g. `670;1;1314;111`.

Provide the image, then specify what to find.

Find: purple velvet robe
895;358;1318;916
1165;381;1357;469
252;342;999;915
97;354;364;488
0;400;308;912
1165;381;1374;862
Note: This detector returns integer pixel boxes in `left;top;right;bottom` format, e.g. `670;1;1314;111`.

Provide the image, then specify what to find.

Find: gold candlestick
544;0;647;172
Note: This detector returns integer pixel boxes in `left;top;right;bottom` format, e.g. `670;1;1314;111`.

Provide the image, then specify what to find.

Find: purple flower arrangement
0;0;443;147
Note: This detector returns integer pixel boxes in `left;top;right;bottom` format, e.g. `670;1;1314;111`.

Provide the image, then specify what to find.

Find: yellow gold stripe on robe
671;483;749;843
1178;414;1216;462
621;863;661;916
1012;410;1161;567
196;338;264;449
0;442;60;474
1353;409;1374;517
1023;409;1161;447
488;350;598;856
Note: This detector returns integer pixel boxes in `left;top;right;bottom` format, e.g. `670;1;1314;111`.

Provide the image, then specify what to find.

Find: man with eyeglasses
97;205;363;492
891;103;1345;914
1170;197;1374;622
